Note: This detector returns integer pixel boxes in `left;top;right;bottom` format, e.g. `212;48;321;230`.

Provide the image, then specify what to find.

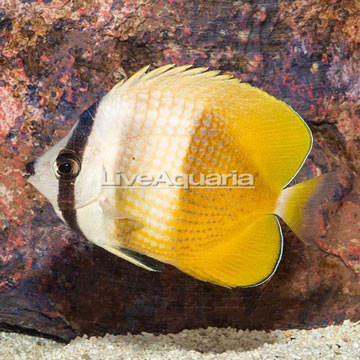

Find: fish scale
111;85;277;267
27;65;335;287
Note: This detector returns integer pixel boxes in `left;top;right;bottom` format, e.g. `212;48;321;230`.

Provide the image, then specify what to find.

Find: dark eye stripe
57;101;99;235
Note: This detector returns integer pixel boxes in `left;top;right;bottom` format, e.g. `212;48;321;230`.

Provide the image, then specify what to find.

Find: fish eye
54;150;81;180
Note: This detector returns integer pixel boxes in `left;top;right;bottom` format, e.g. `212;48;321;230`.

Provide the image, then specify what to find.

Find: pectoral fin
101;197;143;233
101;198;134;220
99;198;162;271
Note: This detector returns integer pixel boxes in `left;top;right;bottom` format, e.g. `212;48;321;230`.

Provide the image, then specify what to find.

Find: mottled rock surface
0;0;359;341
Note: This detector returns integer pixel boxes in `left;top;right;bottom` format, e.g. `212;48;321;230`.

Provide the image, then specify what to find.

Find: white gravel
1;320;359;360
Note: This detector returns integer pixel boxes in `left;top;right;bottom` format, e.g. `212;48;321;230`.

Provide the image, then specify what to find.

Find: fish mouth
22;160;36;180
23;160;36;179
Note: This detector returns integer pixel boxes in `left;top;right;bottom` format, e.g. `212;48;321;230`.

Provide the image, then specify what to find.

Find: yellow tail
275;173;338;243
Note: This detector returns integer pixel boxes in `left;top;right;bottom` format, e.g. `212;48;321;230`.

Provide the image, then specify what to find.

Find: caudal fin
275;173;338;243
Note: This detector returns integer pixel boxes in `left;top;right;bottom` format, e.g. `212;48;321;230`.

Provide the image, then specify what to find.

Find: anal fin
178;215;282;288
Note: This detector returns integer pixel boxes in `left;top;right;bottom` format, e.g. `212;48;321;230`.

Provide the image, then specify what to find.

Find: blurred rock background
0;0;359;341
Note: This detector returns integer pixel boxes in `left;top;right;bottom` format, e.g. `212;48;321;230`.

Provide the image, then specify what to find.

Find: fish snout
24;160;36;179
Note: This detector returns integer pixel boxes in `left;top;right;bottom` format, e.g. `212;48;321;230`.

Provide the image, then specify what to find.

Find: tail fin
275;173;338;243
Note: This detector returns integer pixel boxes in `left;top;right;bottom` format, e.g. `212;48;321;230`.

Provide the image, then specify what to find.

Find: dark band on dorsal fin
58;101;99;235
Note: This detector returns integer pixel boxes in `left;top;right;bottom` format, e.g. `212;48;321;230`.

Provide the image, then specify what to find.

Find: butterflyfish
25;65;335;287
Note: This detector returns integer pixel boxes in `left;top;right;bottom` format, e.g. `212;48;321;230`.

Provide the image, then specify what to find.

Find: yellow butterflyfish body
26;65;335;288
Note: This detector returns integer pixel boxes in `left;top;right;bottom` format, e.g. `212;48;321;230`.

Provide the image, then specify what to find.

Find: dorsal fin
108;64;239;96
107;64;312;190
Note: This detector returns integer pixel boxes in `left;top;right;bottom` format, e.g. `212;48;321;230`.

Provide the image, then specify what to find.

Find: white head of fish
25;104;104;219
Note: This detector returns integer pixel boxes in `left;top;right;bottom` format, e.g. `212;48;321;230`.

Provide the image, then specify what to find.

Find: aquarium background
0;0;359;342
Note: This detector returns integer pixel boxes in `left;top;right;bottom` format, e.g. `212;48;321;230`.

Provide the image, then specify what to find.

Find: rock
0;0;359;342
